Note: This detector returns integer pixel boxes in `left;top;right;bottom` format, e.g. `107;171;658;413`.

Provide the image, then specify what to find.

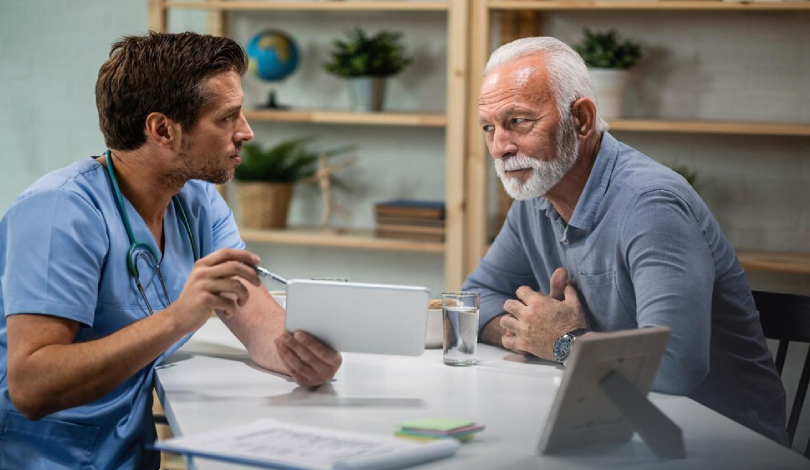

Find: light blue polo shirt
0;157;244;469
463;132;789;445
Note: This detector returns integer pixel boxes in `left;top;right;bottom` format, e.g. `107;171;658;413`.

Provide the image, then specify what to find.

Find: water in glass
443;305;479;366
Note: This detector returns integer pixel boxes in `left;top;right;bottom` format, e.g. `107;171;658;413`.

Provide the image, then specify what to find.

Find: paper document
153;417;460;470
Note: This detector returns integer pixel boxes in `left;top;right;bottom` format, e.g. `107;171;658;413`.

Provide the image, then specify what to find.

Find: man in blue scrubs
0;32;342;469
465;37;788;444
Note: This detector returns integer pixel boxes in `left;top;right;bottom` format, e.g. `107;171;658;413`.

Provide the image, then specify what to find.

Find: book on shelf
376;224;445;236
376;215;446;228
374;199;445;220
374;229;445;243
373;199;446;243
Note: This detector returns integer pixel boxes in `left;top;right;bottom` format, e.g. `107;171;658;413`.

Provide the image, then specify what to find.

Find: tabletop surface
156;319;808;470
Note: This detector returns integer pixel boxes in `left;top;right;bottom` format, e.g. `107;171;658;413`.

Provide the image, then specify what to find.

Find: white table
156;319;808;470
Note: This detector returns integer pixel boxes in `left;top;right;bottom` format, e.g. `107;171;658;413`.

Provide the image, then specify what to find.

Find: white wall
0;0;150;209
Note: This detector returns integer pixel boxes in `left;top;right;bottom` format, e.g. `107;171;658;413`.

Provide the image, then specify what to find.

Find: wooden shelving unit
241;227;445;253
464;0;810;278
737;251;810;276
607;120;810;137
152;0;809;280
478;245;810;275
488;0;810;11
245;113;810;135
151;0;470;288
243;109;447;127
165;1;450;11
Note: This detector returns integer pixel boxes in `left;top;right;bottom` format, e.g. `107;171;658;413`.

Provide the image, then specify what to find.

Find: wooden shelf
241;114;810;135
607;119;810;137
478;245;810;275
243;109;447;127
737;250;810;275
488;1;810;11
166;1;449;11
241;227;446;253
243;115;810;135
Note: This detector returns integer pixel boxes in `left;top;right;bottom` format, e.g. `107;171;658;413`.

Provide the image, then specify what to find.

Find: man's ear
144;112;181;149
570;97;598;140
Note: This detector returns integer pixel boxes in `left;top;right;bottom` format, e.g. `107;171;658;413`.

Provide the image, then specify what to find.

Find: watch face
553;335;572;363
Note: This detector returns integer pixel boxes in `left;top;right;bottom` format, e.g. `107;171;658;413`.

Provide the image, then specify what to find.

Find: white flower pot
348;76;387;112
588;68;631;119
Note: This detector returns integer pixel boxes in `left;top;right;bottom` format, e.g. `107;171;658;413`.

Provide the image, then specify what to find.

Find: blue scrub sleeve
1;190;108;326
621;189;715;395
207;183;245;251
462;202;539;332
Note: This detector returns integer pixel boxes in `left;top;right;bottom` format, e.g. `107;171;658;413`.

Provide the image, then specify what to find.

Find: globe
246;30;300;108
247;30;299;82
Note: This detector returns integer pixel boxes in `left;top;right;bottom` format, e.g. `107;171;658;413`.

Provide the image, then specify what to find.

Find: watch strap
566;327;590;338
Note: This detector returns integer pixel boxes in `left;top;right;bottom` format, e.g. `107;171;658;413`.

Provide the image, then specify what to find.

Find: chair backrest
752;290;810;457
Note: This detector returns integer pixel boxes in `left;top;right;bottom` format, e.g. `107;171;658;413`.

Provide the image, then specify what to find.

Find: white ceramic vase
588;68;631;119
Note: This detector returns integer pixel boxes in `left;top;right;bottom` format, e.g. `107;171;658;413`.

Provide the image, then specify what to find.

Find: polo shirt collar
533;131;619;233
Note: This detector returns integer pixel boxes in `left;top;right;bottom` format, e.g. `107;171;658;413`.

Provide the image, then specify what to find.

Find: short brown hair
95;31;248;150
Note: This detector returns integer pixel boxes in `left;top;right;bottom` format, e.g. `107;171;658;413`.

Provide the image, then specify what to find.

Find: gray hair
484;36;608;133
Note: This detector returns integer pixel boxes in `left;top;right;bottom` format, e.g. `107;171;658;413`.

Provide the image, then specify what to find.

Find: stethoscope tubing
104;149;198;315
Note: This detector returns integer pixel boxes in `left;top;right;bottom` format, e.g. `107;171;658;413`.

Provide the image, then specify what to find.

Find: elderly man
463;36;788;445
0;32;341;469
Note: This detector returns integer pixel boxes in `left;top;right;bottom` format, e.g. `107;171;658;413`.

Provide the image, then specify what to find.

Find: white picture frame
538;326;684;458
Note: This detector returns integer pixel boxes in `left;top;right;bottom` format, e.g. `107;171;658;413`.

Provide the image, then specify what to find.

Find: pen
251;264;288;285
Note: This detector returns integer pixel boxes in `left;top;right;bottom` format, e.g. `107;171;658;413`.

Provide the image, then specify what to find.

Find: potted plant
573;28;642;119
668;163;700;192
234;138;341;229
323;28;412;112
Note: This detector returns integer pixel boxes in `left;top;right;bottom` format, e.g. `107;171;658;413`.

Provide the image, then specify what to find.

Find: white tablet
284;279;430;356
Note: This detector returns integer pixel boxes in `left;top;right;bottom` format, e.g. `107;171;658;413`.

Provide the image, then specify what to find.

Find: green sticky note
398;417;475;432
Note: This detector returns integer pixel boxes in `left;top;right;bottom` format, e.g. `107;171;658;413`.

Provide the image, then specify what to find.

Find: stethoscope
105;149;199;315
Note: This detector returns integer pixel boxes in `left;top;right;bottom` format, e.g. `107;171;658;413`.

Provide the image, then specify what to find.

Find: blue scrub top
0;158;244;469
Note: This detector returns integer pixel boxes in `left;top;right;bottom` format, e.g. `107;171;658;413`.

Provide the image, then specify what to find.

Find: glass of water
442;291;480;366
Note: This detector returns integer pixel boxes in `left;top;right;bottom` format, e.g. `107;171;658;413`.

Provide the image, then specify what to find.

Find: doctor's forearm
218;281;290;375
7;310;190;420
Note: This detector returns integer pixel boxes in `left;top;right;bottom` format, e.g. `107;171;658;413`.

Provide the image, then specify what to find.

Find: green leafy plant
573;28;642;69
668;163;699;189
323;28;412;78
234;137;351;183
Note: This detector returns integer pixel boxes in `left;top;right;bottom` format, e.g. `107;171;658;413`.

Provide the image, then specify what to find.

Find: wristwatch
553;328;590;364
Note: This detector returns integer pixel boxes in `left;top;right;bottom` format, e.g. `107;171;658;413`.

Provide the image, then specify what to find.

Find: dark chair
752;290;810;456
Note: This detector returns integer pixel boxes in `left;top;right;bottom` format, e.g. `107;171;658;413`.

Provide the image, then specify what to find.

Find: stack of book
395;418;485;442
374;199;445;243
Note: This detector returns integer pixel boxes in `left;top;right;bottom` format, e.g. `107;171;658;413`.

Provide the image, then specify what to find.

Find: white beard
494;117;580;201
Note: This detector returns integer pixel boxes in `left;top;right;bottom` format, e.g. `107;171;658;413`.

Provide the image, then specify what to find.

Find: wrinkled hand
275;331;342;387
170;248;261;333
500;267;585;361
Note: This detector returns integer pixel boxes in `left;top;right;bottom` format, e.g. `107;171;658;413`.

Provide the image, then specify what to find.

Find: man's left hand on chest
500;267;586;361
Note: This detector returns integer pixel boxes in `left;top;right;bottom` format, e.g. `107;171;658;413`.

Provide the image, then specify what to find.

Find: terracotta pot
236;182;293;229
